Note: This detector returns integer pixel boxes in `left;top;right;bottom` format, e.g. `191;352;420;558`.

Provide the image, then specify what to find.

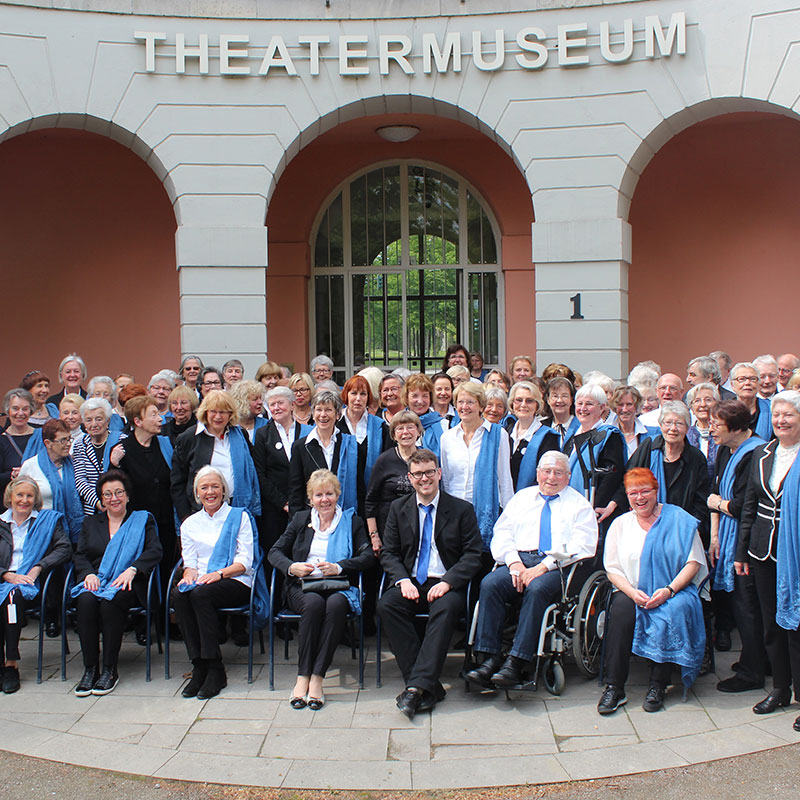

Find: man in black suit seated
378;448;482;719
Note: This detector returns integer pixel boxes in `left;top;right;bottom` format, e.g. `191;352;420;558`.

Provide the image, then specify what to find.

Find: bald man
638;373;684;427
777;354;800;390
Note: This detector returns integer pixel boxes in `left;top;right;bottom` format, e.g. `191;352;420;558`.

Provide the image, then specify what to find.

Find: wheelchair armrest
564;558;596;597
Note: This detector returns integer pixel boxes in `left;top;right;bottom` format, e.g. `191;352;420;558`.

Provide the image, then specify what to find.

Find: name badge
275;442;283;450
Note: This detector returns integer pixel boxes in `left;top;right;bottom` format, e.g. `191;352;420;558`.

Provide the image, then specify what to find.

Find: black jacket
0;515;72;576
287;434;345;517
253;420;306;514
379;490;482;591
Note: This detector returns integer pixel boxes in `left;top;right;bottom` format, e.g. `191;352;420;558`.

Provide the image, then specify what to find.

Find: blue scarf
228;426;261;517
500;413;517;428
418;410;442;431
713;437;764;592
473;423;502;550
755;397;773;441
516;425;556;490
556;416;580;448
776;450;800;631
100;431;124;472
0;510;62;603
567;424;620;498
109;414;125;432
632;504;706;687
157;434;173;467
647;445;667;505
336;433;358;513
421;413;445;457
71;510;149;601
45;403;60;419
21;429;44;461
37;451;84;542
179;507;269;628
325;507;361;613
364;414;385;486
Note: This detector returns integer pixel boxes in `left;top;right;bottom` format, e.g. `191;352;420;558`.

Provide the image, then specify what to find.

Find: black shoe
642;684;665;712
752;688;792;714
490;655;527;688
91;666;119;696
717;675;764;693
197;660;227;700
136;630;149;646
45;621;59;639
181;659;209;698
715;630;732;652
75;666;99;697
466;653;504;688
232;631;250;648
597;684;627;715
417;683;446;712
794;715;800;733
2;666;20;694
396;687;423;720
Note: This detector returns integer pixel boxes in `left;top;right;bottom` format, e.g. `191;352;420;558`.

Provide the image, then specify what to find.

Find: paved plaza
4;626;798;791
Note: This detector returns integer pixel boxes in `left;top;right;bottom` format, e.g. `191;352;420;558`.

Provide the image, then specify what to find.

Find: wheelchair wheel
572;570;612;678
542;656;565;695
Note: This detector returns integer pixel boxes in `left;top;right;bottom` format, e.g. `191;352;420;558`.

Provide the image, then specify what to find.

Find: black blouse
364;448;415;534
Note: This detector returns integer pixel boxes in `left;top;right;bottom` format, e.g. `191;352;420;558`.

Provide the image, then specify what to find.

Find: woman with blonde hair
288;373;315;426
230;379;269;443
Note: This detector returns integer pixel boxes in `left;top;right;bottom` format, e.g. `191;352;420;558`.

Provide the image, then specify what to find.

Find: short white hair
583;371;616;394
87;375;118;404
575;384;607;405
58;354;87;382
627;364;659;386
266;386;294;404
772;390;800;415
658;400;691;428
538;451;569;471
80;397;113;422
310;355;333;371
193;466;231;504
730;361;757;380
686;382;720;405
148;370;176;389
752;354;778;371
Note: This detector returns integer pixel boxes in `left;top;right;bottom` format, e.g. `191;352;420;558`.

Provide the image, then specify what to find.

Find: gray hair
87;375;118;404
575;383;607;405
583;371;616;394
310;355;334;371
627;364;659;386
179;355;205;375
730;361;757;381
538;450;569;471
687;356;721;385
391;367;413;381
3;388;34;415
80;397;113;422
380;373;405;389
58;354;87;382
484;386;508;413
752;354;778;371
311;389;343;413
686;382;720;405
266;386;294;404
658;400;691;428
710;351;732;371
148;370;176;390
772;390;800;415
193;466;231;504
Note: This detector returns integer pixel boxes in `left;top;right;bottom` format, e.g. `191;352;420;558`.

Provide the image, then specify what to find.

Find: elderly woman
47;354;87;406
0;390;38;500
736;390;800;728
20;371;58;428
563;384;625;522
288;372;315;426
507;381;560;491
440;382;513;563
173;466;262;699
544;377;579;447
636;382;660;414
378;373;405;424
509;355;535;385
598;468;707;715
441;344;470;372
470;352;487;382
171;390;260;524
357;367;385;416
19;419;83;543
72;398;121;515
230;379;269;444
446;365;471;388
221;359;244;390
87;376;123;432
197;367;224;399
310;355;335;386
255;361;283;394
178;356;204;397
707;400;768;693
71;469;162;696
288;390;357;517
253;386;307;551
731;362;773;440
0;477;71;692
483;386;509;427
269;469;374;709
686;382;722;489
402;374;448;456
59;394;85;446
161;385;199;443
147;371;175;418
611;385;651;460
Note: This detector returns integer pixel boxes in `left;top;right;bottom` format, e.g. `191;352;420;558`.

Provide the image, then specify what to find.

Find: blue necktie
417;503;434;584
539;494;558;553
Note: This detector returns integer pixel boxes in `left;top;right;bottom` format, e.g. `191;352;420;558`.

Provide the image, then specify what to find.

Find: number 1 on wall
569;293;585;320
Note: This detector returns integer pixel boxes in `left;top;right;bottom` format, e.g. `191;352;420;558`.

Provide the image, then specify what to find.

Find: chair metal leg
247;614;254;684
145;606;152;682
358;611;364;690
268;614;275;691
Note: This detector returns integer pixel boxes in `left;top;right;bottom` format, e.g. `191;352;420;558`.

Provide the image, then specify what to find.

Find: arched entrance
0;127;178;390
265;112;534;375
628;110;800;373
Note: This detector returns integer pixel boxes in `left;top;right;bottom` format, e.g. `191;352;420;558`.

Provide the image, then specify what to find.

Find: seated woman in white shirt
440;382;513;569
172;466;255;700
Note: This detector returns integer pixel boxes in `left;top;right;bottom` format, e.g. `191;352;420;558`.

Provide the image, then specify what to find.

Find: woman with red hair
597;467;707;716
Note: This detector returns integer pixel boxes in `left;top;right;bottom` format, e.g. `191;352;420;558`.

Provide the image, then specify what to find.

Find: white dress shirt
771;442;800;494
412;491;446;580
306;426;338;469
19;457;56;509
439;420;513;508
180;502;253;587
305;507;344;576
195;422;235;494
0;508;38;571
342;409;369;444
638;408;661;428
510;418;541;451
490;485;598;572
274;420;296;462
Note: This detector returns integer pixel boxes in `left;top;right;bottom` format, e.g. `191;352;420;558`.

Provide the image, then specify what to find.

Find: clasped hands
83;567;137;592
630;587;671;609
289;561;340;578
508;561;549;592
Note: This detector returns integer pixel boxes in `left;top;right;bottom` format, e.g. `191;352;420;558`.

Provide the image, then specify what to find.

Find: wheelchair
463;556;612;697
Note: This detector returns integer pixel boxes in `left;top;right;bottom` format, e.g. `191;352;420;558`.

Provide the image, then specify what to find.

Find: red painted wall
629;113;800;375
266;113;534;373
0;129;179;395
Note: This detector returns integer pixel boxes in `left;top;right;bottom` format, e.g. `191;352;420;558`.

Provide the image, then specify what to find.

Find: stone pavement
3;627;798;791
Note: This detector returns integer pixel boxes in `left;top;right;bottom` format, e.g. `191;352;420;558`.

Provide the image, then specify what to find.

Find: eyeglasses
662;420;687;429
733;376;758;384
101;489;127;499
52;437;72;446
627;488;655;498
381;386;401;394
202;380;222;388
409;468;437;480
292;387;311;394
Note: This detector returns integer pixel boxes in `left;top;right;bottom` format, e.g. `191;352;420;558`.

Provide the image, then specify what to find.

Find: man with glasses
466;451;598;689
378;449;482;719
638;373;685;427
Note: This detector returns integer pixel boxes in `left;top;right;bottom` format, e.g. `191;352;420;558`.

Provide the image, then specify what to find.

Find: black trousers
0;592;25;663
378;579;466;694
172;578;250;661
727;571;768;683
751;559;800;695
603;591;672;689
286;582;349;677
75;588;137;668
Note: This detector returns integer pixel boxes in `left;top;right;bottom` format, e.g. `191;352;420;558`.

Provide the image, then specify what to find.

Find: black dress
364;448;415;535
0;432;33;510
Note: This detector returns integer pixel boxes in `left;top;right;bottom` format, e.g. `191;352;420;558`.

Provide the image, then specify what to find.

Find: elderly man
638;373;684;427
777;354;800;390
710;351;733;392
467;451;599;688
752;355;779;399
379;449;482;719
686;356;735;400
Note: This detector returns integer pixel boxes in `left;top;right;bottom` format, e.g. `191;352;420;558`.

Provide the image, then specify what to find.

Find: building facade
1;0;798;388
